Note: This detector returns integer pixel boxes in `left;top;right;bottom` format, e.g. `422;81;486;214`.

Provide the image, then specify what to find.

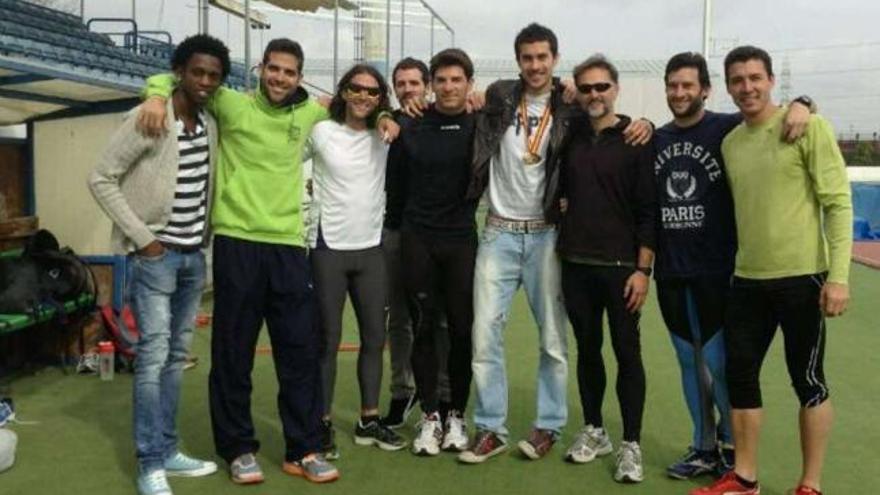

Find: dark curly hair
328;64;391;128
171;34;231;79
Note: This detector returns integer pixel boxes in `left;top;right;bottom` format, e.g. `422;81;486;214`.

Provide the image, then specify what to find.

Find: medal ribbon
519;95;552;158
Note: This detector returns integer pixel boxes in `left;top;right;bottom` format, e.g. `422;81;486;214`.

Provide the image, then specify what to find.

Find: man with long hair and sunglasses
135;38;397;486
306;64;407;459
386;49;481;457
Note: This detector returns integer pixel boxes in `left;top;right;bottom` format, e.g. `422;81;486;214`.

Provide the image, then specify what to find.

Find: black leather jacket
466;77;582;224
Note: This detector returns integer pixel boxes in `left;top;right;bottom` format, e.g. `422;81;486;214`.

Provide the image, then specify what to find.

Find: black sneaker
320;419;340;460
380;395;417;429
716;443;735;476
354;418;407;451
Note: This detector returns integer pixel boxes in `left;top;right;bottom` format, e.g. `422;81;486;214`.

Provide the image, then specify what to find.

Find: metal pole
333;0;339;85
385;0;391;78
400;0;405;59
702;0;712;57
244;0;251;89
131;0;136;21
80;0;85;21
202;0;210;34
429;15;434;58
451;29;454;48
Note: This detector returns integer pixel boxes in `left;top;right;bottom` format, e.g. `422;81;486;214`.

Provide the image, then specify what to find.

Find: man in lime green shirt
138;38;395;486
692;46;851;495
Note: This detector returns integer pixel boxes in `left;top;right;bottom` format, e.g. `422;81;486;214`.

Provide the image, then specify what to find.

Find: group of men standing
88;19;851;495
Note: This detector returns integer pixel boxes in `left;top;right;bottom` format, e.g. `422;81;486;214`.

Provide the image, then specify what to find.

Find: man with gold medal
458;23;653;464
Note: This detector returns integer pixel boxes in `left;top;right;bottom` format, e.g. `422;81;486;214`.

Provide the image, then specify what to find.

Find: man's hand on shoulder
136;96;168;138
466;90;485;113
377;114;400;143
781;100;811;143
623;118;653;146
401;96;428;118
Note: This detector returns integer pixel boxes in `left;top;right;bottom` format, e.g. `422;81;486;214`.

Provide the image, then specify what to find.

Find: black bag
0;230;96;316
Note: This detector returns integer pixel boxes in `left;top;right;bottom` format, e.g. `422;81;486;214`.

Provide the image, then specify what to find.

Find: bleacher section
0;0;246;102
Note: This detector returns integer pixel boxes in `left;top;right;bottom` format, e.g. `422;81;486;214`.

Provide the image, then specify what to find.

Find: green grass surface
2;264;879;494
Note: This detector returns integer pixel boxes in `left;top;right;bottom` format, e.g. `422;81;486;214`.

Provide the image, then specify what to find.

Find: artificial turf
1;263;878;494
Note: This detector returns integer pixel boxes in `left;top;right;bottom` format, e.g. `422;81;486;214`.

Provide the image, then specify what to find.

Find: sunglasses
576;82;614;94
344;83;382;99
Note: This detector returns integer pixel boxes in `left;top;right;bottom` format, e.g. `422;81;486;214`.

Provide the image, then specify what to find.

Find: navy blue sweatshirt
653;111;740;279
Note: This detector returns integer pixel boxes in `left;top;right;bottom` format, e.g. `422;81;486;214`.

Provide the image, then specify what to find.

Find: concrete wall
33;112;124;255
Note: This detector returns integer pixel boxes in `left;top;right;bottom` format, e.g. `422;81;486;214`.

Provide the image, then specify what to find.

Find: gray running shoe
614;441;644;483
282;453;339;483
229;453;263;485
565;425;613;464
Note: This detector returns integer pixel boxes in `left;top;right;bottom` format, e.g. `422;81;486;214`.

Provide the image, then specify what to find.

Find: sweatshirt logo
666;170;697;201
288;124;302;143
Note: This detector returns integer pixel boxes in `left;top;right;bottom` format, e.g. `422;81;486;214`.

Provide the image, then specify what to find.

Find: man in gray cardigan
88;35;229;495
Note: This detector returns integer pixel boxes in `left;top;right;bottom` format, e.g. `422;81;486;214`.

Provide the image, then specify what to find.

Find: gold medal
523;152;541;165
519;95;552;167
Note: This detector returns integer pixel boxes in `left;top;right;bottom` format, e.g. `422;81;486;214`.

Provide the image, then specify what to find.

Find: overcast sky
59;0;880;136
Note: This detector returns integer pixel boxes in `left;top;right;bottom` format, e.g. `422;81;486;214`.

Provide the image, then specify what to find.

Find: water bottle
98;341;115;381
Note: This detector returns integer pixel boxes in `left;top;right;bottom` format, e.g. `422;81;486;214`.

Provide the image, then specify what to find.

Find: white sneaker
441;410;468;452
412;412;443;456
565;425;613;464
614;441;644;483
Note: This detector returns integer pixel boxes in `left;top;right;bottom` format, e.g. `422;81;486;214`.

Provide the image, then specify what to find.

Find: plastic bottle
98;341;115;381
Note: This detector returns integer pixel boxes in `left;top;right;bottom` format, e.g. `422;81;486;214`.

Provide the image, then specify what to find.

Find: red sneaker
787;485;822;495
689;471;760;495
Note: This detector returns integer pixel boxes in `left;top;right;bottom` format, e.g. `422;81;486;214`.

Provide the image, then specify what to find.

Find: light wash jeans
471;225;568;436
130;249;205;472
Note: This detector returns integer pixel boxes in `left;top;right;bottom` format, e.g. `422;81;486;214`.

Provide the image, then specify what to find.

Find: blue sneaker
137;468;172;495
0;399;14;428
667;447;718;480
163;451;217;477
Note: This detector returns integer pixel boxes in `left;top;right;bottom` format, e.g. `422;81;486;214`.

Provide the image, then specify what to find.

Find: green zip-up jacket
722;108;852;284
145;75;328;246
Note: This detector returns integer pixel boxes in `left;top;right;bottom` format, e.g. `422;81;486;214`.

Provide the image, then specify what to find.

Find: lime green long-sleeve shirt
721;108;852;284
145;75;328;246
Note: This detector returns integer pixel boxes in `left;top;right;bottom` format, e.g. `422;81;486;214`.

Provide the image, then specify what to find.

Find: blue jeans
130;249;206;471
471;226;568;436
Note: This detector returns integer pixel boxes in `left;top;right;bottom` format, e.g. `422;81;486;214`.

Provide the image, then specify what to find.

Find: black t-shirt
653;111;741;279
386;107;478;239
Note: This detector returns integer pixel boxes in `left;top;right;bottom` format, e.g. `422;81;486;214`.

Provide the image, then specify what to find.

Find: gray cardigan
88;98;218;254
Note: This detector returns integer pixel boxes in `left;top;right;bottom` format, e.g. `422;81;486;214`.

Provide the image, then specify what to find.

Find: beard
587;100;610;119
669;97;703;119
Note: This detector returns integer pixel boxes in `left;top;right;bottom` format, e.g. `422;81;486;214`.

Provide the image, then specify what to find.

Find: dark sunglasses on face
344;83;382;98
576;82;614;94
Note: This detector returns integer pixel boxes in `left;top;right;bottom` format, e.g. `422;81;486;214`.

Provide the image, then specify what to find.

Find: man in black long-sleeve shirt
386;48;480;457
556;54;655;483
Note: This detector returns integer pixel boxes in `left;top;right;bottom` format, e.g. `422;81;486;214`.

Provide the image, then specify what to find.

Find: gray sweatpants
312;246;387;414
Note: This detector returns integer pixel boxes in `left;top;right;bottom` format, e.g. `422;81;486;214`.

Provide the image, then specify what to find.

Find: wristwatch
635;266;652;277
792;95;816;112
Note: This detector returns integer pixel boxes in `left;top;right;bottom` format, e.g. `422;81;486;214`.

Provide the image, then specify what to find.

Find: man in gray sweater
88;35;229;495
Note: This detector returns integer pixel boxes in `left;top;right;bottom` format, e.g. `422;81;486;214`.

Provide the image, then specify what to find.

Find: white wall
33;112;123;255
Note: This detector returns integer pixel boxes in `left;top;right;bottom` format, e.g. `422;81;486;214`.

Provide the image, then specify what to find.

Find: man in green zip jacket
138;37;397;486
